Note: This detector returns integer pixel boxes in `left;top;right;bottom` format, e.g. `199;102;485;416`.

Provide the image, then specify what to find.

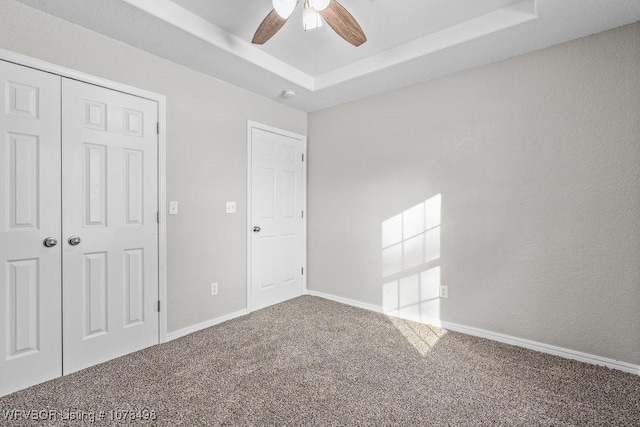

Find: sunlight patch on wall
382;267;441;323
382;194;443;325
382;194;441;276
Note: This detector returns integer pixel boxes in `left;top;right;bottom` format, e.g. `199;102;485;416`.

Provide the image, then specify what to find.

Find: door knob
68;236;82;246
253;226;261;233
43;237;58;248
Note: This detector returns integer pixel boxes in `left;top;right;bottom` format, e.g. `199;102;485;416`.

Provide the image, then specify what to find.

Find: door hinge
301;267;304;275
157;211;160;224
301;210;304;218
157;300;161;312
157;122;160;135
302;153;305;162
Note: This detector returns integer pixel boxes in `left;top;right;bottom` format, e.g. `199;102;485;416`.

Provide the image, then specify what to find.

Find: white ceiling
14;0;640;112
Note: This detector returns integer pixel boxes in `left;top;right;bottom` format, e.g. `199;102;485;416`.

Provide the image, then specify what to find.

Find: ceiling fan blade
319;0;367;47
252;9;288;45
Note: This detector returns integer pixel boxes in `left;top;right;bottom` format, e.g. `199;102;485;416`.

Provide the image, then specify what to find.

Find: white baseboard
305;289;640;376
306;290;383;313
439;321;640;375
166;309;248;342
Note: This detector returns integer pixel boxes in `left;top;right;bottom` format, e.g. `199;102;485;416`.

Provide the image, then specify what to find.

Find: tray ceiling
14;0;640;111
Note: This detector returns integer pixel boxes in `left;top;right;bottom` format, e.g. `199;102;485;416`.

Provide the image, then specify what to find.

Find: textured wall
0;0;307;333
308;23;640;365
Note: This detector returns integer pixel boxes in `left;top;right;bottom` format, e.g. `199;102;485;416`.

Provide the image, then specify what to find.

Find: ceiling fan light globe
272;0;297;19
303;5;323;31
309;0;330;11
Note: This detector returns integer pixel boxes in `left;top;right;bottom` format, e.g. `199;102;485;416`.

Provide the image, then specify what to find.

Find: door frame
246;121;307;313
0;48;169;343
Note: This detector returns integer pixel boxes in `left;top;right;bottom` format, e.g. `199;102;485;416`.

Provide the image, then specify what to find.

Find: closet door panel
62;78;159;374
0;60;62;397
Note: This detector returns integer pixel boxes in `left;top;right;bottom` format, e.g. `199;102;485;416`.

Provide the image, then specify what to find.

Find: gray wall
308;23;640;365
0;0;307;333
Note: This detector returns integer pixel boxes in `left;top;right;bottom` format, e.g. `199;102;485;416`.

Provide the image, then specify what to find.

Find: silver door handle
68;236;82;246
253;226;261;233
43;237;58;248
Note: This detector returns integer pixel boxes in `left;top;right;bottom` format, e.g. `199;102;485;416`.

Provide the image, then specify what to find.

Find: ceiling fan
252;0;367;47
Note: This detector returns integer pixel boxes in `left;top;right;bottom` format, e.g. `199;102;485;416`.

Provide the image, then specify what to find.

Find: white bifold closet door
0;60;159;396
0;61;63;396
62;79;159;374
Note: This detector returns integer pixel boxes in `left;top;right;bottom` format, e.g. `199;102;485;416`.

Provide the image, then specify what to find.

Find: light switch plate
226;201;237;214
169;201;179;215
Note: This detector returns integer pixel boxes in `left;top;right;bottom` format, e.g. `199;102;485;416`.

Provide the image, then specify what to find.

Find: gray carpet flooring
1;296;638;426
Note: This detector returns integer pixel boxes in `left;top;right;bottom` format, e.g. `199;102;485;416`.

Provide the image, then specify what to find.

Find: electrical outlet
210;282;218;295
439;285;448;299
226;201;237;214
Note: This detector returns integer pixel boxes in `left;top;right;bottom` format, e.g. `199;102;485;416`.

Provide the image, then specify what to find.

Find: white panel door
250;127;304;311
0;61;62;395
62;79;158;374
